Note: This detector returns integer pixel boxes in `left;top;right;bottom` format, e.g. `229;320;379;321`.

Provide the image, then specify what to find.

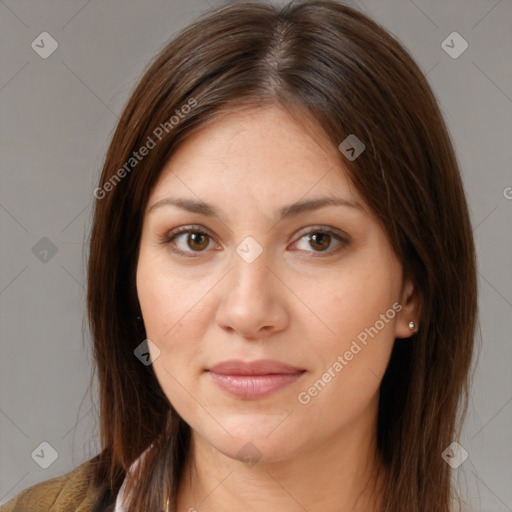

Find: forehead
149;105;362;208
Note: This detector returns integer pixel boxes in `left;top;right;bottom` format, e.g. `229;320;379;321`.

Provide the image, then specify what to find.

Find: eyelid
293;225;349;242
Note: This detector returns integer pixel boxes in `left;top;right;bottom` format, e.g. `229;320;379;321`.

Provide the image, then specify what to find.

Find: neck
175;396;385;512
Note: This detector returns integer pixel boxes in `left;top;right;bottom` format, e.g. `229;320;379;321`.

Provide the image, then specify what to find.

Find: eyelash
158;224;350;259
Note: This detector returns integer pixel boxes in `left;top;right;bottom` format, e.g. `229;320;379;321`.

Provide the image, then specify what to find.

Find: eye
159;225;218;258
159;225;350;259
291;228;349;256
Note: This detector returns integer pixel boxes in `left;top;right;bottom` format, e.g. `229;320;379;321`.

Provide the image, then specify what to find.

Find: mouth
205;359;306;400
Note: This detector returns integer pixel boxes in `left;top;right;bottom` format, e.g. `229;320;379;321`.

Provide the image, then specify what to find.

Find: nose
215;247;289;340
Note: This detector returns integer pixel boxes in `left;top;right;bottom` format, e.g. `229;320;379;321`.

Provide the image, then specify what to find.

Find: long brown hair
86;1;479;510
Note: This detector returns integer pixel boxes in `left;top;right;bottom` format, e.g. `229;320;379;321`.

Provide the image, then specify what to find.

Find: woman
1;1;478;511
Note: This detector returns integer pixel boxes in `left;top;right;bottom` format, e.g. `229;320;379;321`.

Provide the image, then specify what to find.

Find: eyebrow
148;195;365;221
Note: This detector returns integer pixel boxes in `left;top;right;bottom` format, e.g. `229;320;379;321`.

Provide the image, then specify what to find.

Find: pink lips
206;359;306;399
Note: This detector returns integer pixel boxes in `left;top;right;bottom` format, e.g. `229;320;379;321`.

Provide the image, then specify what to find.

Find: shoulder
0;455;100;512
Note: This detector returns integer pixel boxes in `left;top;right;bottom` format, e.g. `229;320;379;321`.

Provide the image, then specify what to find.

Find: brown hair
86;1;479;511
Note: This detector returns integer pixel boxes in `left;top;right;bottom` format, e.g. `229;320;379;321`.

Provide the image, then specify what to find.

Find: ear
394;277;421;339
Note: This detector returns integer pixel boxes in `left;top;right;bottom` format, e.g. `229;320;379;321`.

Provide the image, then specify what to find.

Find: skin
136;104;420;511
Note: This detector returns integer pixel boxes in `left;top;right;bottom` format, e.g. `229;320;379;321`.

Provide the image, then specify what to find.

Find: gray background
0;0;511;510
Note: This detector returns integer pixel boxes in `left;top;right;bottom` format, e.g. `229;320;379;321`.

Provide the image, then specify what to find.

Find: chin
203;424;302;466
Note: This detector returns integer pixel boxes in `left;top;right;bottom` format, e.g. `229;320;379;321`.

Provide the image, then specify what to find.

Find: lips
206;359;306;399
208;358;304;375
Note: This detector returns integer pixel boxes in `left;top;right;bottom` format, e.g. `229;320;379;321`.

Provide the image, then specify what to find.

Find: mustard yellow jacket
0;457;99;512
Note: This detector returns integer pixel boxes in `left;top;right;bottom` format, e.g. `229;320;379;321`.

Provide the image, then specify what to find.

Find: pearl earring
408;321;416;331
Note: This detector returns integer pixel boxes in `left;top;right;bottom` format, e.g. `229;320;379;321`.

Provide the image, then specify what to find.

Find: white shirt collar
114;445;152;511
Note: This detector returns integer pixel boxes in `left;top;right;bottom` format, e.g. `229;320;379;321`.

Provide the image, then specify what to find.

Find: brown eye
187;231;210;251
308;232;331;251
161;226;217;257
292;228;349;256
162;225;348;259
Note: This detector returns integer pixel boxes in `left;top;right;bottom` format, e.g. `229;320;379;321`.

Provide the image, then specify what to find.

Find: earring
408;321;416;331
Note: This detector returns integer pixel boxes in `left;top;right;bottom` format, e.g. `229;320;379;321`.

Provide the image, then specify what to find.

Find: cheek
137;250;211;342
300;255;400;404
318;258;399;345
136;256;209;400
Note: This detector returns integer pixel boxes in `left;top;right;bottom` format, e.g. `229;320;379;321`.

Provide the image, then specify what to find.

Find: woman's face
136;105;419;464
